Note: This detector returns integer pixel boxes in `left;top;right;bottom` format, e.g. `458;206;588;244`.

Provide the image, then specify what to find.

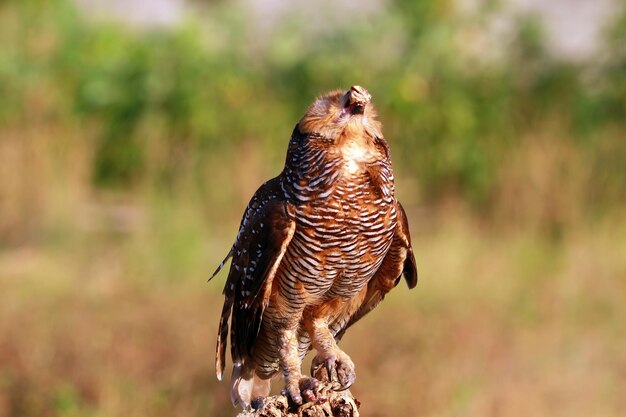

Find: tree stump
235;368;360;417
235;385;359;417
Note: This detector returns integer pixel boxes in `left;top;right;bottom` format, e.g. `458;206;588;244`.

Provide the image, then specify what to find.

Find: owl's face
298;86;382;142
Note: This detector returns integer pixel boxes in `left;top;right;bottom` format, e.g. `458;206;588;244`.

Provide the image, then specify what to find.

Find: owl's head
297;86;383;141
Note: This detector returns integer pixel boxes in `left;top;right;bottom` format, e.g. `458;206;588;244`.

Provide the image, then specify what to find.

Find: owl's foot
283;376;321;405
310;351;356;390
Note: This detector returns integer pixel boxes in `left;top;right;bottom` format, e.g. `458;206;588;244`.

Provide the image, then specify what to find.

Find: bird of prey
209;86;417;409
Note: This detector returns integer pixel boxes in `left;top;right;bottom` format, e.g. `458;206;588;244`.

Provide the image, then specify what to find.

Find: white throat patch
341;140;370;175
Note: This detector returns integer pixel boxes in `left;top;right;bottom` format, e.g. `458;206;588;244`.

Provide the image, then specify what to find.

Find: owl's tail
215;295;233;381
230;362;271;408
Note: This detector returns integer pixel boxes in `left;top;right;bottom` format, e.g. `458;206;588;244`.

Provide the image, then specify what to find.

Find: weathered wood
235;385;359;417
236;367;360;417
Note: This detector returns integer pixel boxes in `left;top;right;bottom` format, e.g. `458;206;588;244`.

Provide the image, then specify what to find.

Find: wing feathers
212;178;295;377
209;247;233;283
232;199;295;362
403;248;418;289
397;202;418;288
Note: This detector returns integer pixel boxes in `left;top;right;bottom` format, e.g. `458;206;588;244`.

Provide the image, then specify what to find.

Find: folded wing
211;178;296;380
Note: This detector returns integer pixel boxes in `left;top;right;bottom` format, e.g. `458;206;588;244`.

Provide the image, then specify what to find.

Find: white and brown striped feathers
210;85;417;407
210;179;296;380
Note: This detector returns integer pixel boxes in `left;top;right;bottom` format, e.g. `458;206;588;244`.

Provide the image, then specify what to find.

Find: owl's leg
279;328;320;405
307;317;356;390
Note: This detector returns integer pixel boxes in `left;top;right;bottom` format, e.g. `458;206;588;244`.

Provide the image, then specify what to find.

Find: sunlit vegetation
0;0;625;416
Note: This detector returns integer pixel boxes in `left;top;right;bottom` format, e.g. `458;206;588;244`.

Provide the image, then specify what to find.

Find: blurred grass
2;212;625;417
0;0;625;416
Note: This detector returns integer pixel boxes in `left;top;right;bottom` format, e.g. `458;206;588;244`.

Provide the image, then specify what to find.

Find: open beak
343;85;371;115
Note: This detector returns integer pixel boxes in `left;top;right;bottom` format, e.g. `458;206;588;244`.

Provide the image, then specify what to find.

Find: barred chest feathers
282;120;396;206
279;123;397;297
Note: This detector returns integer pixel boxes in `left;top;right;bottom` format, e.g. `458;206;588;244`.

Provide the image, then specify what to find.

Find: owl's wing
336;201;417;339
210;177;296;380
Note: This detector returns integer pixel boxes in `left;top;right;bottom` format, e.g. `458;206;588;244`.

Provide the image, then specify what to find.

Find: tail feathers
231;364;271;409
231;363;253;408
216;297;234;381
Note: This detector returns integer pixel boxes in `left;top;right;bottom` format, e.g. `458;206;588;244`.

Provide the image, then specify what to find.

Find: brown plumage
209;86;418;409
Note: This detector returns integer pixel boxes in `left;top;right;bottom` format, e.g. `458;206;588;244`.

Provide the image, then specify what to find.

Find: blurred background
1;0;625;416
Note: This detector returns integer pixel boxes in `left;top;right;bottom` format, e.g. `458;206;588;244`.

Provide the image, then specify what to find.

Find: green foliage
1;4;625;417
1;0;624;210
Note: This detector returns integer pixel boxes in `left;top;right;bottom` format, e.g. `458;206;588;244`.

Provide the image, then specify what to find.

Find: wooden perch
235;385;359;417
236;367;360;417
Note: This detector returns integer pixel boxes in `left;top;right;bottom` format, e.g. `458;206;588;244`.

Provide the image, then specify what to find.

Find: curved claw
299;376;320;403
335;359;356;390
311;354;336;382
282;387;302;406
311;353;356;390
284;377;321;406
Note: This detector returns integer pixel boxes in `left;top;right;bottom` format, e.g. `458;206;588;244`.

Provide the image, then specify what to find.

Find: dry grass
1;193;624;417
1;118;625;416
346;217;626;417
1;2;625;415
1;100;624;417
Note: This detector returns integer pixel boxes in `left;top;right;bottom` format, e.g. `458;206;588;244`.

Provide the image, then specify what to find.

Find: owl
210;86;417;409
